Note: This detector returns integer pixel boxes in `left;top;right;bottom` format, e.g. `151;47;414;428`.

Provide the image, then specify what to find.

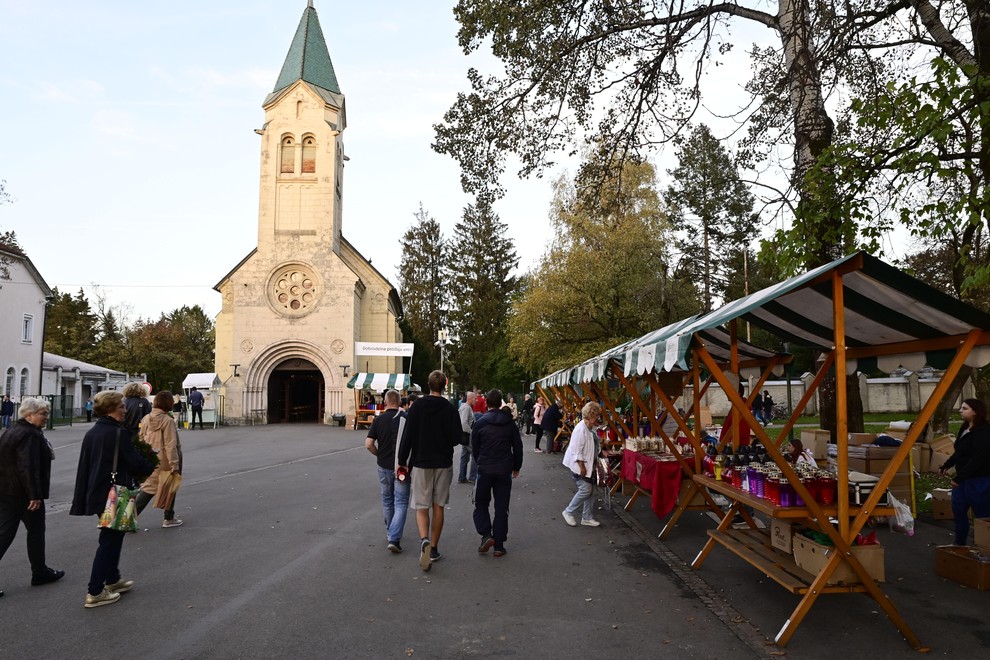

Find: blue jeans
1;415;11;429
377;466;410;544
473;471;512;544
458;443;477;482
951;475;990;545
564;472;596;521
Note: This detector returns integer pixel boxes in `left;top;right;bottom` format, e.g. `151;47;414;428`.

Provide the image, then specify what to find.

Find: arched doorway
268;358;325;423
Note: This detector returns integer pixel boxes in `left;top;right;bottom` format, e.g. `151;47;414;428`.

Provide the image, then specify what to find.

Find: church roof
270;2;340;101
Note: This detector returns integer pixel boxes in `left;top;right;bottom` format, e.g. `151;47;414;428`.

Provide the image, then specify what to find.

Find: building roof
269;2;340;102
43;352;126;377
0;245;53;298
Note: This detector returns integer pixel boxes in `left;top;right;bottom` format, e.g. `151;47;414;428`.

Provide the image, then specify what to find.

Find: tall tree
44;288;99;361
123;305;215;391
667;124;757;311
397;203;448;375
446;200;519;390
509;154;699;375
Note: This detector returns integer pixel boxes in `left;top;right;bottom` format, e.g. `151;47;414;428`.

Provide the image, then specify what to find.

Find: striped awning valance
346;373;411;391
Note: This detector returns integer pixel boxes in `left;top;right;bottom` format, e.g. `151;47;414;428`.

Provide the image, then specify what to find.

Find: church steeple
268;1;341;103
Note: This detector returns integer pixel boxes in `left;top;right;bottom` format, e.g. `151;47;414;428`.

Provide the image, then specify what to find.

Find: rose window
268;265;321;317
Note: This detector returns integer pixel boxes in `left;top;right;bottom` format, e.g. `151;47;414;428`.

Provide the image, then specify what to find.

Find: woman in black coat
939;398;990;546
0;397;64;597
70;390;153;608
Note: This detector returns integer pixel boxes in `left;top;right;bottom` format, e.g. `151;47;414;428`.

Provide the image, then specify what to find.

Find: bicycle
770;403;790;421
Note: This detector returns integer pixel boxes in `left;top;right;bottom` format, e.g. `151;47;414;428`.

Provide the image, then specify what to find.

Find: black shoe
430;547;442;562
457;479;469;484
31;568;65;586
387;541;402;553
0;588;4;597
478;535;495;554
493;546;506;557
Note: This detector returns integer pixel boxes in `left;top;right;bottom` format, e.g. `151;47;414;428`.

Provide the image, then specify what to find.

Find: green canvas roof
347;373;412;391
536;251;990;388
268;2;341;103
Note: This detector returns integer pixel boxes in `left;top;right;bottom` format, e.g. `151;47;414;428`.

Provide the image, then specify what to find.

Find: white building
0;244;52;399
41;352;136;414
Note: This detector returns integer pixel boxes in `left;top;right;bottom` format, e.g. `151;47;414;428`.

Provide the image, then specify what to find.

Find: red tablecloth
621;451;684;518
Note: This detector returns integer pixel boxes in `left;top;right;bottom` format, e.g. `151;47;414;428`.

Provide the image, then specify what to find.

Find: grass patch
914;472;952;515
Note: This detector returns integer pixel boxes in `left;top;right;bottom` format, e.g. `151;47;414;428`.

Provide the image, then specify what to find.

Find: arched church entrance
268;358;325;423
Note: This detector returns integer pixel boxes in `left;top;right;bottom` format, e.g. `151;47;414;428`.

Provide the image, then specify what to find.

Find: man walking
365;390;407;553
397;371;462;572
472;390;523;557
188;387;205;430
541;399;563;453
457;391;478;484
521;393;535;435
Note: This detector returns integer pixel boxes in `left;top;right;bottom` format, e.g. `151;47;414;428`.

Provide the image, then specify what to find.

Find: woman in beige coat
135;391;184;528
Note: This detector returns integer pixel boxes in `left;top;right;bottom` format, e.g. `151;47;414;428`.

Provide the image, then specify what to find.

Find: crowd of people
364;371;602;572
0;385;185;607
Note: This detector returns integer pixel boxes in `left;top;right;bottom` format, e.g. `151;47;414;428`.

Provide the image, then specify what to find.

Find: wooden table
354;409;377;430
690;474;924;650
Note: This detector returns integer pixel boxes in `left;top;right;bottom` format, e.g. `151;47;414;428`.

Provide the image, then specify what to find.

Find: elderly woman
939;398;990;546
122;382;151;438
135;391;183;528
561;401;603;528
70;390;153;608
0;398;64;597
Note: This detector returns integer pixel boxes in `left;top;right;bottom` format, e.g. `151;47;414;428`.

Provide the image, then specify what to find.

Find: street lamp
434;329;458;375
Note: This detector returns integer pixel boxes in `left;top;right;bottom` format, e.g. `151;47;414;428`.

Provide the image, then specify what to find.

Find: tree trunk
932;365;974;434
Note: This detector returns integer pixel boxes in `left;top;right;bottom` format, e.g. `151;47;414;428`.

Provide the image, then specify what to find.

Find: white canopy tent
181;373;222;428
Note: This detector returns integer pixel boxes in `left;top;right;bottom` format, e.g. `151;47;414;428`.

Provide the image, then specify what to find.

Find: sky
0;1;863;326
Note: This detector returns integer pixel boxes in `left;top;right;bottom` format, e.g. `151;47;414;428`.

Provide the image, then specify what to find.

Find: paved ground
1;423;986;659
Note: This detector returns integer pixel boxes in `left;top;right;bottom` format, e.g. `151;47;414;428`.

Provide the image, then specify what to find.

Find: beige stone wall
214;80;401;425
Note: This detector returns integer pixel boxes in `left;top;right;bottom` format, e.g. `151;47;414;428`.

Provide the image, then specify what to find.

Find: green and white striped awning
536;251;990;387
346;373;412;391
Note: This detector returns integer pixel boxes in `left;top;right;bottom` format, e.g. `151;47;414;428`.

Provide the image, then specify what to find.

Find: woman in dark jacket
70;390;153;608
939;398;990;546
0;397;64;597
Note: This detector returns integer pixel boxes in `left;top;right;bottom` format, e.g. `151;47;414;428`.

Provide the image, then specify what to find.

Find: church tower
213;1;403;425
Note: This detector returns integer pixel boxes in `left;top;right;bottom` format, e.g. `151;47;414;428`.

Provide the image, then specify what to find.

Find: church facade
214;2;403;425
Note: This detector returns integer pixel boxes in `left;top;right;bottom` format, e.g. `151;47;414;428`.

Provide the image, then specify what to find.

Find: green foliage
508;154;700;375
446;200;519;389
124;305;215;392
44;288;99;360
0;179;20;279
667;124;757;311
397;204;446;375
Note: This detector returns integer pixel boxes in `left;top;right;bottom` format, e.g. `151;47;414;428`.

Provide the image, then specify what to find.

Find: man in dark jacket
396;371;462;572
541;401;564;453
0;397;65;595
472;390;523;556
521;393;535;435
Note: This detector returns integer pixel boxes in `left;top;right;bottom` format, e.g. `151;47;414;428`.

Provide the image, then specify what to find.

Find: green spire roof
271;2;340;97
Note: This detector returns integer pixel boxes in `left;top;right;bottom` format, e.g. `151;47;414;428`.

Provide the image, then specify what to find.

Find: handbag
97;429;140;533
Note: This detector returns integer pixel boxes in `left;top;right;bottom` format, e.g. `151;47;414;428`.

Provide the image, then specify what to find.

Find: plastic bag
887;493;914;536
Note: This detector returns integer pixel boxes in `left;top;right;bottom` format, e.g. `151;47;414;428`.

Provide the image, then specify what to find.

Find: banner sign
355;342;415;357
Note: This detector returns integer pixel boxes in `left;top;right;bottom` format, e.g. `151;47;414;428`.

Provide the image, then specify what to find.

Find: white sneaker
581;518;601;527
162;519;183;528
561;510;577;527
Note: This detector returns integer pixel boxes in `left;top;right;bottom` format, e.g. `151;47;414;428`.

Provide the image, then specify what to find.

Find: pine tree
446;200;519;390
666;124;756;312
397;204;449;377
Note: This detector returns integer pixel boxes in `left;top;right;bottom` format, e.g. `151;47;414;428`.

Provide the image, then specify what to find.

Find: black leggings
535;427;544;449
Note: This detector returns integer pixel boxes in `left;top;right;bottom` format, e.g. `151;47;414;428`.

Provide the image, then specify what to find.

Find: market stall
346;372;413;430
532;251;990;651
181;373;222;428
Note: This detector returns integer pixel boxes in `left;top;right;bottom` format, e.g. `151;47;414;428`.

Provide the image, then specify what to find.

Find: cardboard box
880;429;907;441
698;406;713;428
800;430;828;460
886;474;913;505
975;518;990;550
930;434;955;454
847;457;908;475
792;535;885;584
931;450;953;473
771;519;794;554
935;545;990;590
847;445;899;459
848;433;877;446
676;479;706;507
910;444;931;473
932;488;953;520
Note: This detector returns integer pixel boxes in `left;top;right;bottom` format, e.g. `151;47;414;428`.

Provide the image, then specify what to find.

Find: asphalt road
1;423;753;660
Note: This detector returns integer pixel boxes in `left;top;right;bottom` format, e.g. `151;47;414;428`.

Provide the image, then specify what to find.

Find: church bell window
280;136;295;174
302;136;317;173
